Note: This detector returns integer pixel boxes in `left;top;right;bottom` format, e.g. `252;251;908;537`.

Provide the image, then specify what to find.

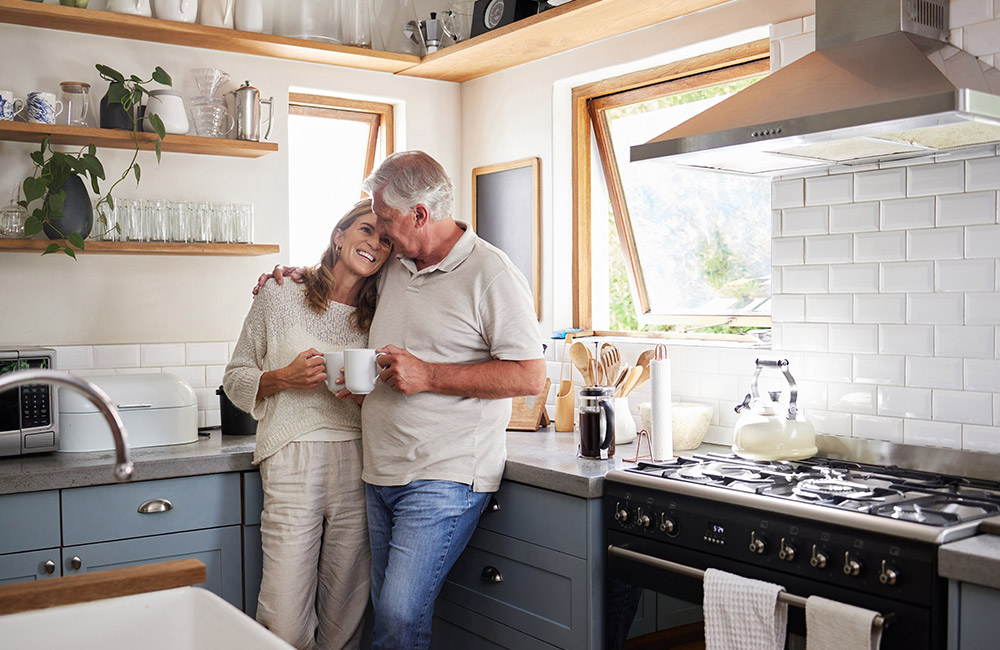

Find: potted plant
18;64;172;258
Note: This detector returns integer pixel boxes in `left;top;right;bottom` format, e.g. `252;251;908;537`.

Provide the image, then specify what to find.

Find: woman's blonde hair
302;199;384;331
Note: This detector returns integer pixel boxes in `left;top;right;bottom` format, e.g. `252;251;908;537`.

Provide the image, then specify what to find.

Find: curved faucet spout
0;370;133;481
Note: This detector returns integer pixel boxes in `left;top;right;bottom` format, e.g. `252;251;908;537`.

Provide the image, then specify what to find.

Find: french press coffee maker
232;81;274;142
577;386;615;459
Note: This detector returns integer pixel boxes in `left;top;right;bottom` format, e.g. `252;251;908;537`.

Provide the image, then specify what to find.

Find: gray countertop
0;426;661;498
940;532;1000;591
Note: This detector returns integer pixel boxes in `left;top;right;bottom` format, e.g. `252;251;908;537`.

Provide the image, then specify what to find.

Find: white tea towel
703;568;788;650
806;595;883;650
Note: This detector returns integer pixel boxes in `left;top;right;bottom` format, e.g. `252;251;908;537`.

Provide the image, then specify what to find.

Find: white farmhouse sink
0;587;294;650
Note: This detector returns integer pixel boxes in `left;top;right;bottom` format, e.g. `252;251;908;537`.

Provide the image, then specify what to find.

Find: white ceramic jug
199;0;234;28
234;0;264;32
143;90;189;135
106;0;153;17
152;0;199;23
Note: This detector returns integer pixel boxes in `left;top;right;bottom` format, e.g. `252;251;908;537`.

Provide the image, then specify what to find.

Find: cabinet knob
43;559;56;575
138;498;174;514
480;566;503;584
71;556;82;571
486;495;500;512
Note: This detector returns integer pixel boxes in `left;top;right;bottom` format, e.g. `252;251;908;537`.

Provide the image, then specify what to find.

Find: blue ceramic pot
43;174;93;240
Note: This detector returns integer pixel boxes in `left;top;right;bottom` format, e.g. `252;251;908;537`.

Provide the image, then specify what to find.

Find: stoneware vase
43;174;93;241
100;86;133;130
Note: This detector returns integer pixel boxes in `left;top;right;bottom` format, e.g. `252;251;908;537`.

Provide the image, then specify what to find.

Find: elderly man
357;151;546;649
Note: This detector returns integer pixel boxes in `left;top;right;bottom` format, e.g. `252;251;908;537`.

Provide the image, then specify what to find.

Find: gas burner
792;478;876;501
672;461;789;487
870;496;1000;526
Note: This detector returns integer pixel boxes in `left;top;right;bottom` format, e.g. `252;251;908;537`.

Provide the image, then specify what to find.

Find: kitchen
2;0;1000;648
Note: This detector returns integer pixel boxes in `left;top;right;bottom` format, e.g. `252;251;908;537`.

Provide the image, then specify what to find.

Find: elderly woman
224;199;392;650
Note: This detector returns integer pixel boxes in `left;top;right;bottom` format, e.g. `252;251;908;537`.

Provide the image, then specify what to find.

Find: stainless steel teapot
232;80;273;142
732;358;817;461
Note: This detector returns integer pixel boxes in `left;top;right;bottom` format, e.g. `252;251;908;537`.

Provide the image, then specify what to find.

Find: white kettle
731;359;817;461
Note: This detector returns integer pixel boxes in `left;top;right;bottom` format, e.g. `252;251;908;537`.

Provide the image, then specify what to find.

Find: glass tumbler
125;198;146;241
94;199;119;241
0;202;26;238
192;201;213;242
212;202;235;243
144;199;169;242
169;200;192;242
234;203;254;243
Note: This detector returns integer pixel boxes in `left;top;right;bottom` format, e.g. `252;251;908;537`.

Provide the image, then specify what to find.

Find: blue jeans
365;480;490;650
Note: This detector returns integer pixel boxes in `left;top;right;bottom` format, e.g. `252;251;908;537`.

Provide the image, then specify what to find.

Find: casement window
287;94;394;265
573;42;773;334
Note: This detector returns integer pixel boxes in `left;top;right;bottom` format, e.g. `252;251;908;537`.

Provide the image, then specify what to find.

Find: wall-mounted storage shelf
0;240;280;256
0;121;277;158
0;0;730;82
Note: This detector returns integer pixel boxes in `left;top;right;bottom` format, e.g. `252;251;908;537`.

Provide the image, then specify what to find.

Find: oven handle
607;544;892;630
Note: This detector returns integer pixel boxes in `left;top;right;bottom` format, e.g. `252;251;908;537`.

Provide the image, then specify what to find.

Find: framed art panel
471;157;541;319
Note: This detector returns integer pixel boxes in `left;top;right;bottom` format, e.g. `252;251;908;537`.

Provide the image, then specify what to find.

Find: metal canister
232;80;273;142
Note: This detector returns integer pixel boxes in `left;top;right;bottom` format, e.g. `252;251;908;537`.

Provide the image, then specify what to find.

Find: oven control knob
748;531;766;555
809;545;828;569
615;508;628;524
843;552;862;577
635;509;651;528
777;538;796;562
658;515;676;535
879;560;899;586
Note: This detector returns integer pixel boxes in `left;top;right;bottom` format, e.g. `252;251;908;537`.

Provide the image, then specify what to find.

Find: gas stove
604;438;1000;649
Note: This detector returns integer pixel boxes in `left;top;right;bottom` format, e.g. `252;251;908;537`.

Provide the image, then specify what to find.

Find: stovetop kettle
232;80;273;142
732;358;817;461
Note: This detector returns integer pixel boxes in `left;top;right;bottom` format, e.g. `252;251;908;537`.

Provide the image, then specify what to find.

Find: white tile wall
881;197;935;230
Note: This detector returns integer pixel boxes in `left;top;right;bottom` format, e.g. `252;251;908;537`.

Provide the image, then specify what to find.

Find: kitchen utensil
189;68;230;97
577;385;615;459
217;385;256;435
612;366;628;392
58;81;93;127
589;358;598;387
232;81;273;141
143;90;189;134
600;344;620;388
617;365;642;398
274;0;340;42
344;349;385;395
568;341;592;385
554;338;574;432
26;92;63;125
0;201;26;238
441;0;475;43
199;0;234;27
106;0;152;16
323;351;345;392
732;358;817;461
152;0;198;22
342;0;375;48
189;101;234;137
631;348;655;392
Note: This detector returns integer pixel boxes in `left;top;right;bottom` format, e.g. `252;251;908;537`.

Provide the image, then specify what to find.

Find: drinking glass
234;203;254;243
212;202;235;243
169;200;192;242
144;199;169;242
125;198;146;241
94;199;119;241
191;201;213;242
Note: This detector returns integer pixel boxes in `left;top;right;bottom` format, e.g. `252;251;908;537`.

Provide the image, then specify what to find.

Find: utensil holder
554;379;574;432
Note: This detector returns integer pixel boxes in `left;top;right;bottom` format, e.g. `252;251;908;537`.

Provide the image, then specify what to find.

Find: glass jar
59;81;94;127
0;202;26;238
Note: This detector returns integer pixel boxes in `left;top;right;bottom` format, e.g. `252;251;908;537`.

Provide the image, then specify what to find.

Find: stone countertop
0;426;674;498
939;532;1000;591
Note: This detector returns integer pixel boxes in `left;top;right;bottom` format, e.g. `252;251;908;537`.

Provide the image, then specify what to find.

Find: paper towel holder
625;428;653;463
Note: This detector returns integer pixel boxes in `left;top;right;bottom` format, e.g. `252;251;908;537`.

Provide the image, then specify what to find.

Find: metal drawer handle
71;556;82;570
487;495;500;512
43;559;56;574
117;403;153;410
138;498;174;514
480;566;503;584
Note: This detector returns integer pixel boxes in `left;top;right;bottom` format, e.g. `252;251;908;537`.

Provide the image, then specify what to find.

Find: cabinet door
959;582;1000;649
431;599;559;650
0;549;61;584
0;490;60;555
243;525;262;618
62;525;243;608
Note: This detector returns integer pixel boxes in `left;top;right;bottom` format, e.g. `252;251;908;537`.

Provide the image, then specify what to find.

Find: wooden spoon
612;366;630;393
569;341;592;384
632;348;656;391
618;366;643;397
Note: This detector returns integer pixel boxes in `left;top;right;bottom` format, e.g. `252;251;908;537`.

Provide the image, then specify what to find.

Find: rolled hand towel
704;567;788;650
806;595;882;650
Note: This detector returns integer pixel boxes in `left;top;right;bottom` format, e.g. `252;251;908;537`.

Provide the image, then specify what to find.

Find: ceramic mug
199;0;235;28
323;351;345;393
152;0;198;23
0;91;24;121
26;92;64;125
106;0;153;16
344;349;385;395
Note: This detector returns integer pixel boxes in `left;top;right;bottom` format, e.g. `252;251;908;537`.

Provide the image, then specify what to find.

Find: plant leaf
133;163;142;184
42;243;62;256
96;64;125;84
48;190;66;217
22;177;46;204
67;232;86;250
24;216;42;236
153;67;172;86
149;113;166;139
107;83;128;105
131;88;143;106
30;150;45;166
87;143;97;157
63;247;77;259
155;140;162;163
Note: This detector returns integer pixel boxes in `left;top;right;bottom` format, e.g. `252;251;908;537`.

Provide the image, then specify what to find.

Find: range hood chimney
631;0;1000;174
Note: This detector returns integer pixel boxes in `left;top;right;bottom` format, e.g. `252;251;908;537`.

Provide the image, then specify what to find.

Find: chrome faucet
0;370;133;481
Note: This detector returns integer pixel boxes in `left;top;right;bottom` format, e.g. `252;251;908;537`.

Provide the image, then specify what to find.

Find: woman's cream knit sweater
223;280;368;464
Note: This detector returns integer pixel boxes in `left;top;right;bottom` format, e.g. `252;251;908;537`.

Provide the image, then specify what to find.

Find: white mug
323;351;345;393
26;92;64;125
344;349;385;395
0;91;24;121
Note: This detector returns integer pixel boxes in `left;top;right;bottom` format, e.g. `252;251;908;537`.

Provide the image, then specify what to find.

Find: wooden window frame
570;39;770;330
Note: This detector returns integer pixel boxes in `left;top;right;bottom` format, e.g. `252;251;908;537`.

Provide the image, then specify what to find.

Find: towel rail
608;544;892;630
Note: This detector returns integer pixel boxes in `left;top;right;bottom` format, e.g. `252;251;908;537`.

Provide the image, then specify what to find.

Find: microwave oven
0;348;58;456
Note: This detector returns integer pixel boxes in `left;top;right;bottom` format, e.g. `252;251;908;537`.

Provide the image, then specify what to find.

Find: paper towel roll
650;356;673;461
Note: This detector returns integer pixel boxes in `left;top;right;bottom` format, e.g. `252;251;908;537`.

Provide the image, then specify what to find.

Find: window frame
570;40;771;331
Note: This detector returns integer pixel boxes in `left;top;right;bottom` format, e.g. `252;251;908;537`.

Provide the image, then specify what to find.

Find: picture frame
471;157;541;320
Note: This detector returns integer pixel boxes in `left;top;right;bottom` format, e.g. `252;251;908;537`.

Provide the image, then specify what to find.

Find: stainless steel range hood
631;0;1000;174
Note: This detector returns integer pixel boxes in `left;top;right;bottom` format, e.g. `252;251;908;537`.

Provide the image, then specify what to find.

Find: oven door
607;528;942;650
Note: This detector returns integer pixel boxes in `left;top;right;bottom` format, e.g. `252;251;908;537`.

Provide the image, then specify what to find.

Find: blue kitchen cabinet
0;490;61;584
243;470;263;619
955;582;1000;649
59;473;244;608
430;480;604;650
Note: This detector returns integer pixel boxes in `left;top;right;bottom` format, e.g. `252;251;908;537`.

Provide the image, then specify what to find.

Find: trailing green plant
18;64;172;258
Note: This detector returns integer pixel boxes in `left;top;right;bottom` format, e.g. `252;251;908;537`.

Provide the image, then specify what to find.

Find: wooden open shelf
0;239;280;256
0;0;729;83
0;121;277;158
0;0;418;74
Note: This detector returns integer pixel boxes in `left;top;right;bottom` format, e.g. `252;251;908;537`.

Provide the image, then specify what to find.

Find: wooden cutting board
0;558;206;615
507;378;552;431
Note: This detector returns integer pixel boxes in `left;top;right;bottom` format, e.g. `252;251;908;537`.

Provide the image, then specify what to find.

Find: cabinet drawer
0;491;60;554
477;481;587;558
244;471;263;525
432;599;559;650
62;474;241;545
0;549;61;585
438;528;587;649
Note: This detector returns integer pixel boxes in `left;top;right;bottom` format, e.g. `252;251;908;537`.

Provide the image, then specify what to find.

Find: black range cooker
605;439;1000;649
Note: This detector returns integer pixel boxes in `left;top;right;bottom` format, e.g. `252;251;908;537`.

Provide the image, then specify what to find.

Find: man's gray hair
362;151;454;222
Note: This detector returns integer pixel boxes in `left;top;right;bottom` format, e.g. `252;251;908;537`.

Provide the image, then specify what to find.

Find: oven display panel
705;522;726;545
